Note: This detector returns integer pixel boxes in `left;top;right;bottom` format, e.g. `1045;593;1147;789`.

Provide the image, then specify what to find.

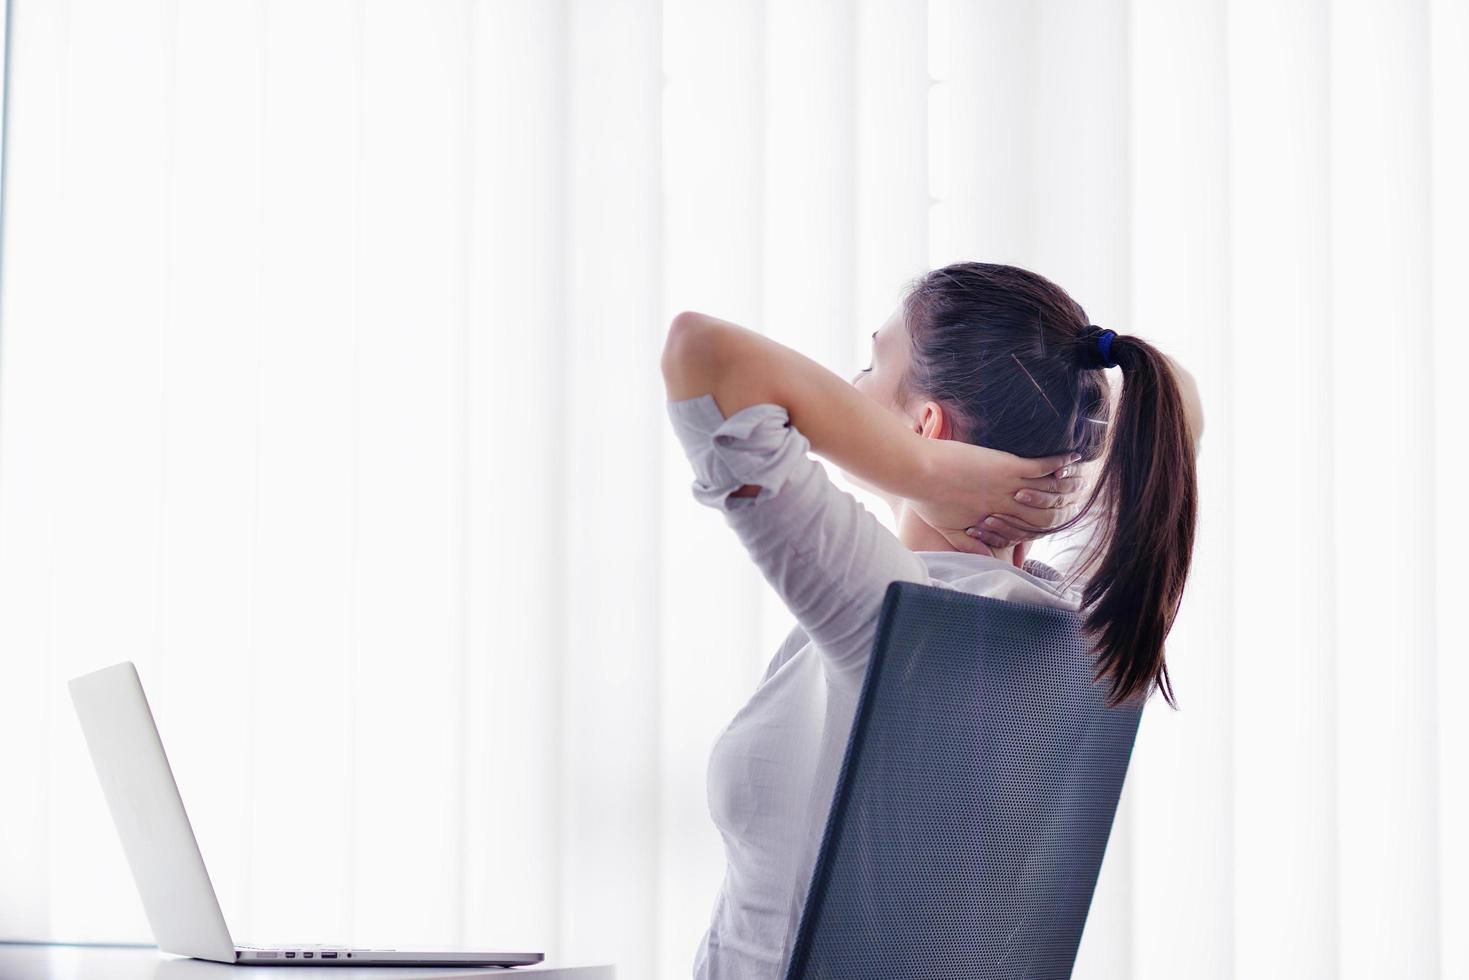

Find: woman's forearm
661;312;931;500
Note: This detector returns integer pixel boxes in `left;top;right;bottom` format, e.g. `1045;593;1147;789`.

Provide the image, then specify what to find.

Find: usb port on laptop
321;952;338;959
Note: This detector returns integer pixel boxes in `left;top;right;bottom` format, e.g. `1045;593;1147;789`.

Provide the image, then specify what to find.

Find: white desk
0;944;615;980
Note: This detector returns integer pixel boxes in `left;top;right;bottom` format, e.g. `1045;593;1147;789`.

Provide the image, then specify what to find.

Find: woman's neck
893;500;1017;564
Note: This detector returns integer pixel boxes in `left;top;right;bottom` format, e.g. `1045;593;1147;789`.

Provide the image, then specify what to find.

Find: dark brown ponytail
1065;331;1197;707
899;262;1199;708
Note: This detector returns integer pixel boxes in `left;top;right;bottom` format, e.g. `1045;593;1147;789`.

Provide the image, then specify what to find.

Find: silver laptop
68;661;544;968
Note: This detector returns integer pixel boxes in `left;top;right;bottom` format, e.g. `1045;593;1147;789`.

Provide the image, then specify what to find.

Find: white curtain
1;1;1464;978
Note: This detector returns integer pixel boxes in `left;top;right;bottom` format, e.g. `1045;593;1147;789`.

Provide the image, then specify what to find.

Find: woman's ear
914;400;950;440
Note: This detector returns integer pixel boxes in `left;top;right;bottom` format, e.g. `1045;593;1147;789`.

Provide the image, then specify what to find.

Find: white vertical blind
660;3;766;976
1331;2;1438;976
462;0;565;960
1430;5;1469;979
561;0;662;971
1127;2;1236;978
1229;1;1337;976
1;2;1463;978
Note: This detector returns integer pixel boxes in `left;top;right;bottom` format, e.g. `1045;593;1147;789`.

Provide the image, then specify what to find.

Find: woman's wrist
885;424;936;501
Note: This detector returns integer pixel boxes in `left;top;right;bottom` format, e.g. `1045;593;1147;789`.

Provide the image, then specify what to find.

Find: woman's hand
908;439;1089;555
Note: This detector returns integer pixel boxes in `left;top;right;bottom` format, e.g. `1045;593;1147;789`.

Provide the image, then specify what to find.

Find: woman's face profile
845;305;917;505
850;305;911;415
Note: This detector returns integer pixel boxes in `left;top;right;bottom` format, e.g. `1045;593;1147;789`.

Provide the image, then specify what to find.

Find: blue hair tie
1096;329;1117;369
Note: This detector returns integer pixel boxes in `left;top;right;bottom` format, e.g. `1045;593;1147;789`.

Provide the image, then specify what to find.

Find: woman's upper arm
666;393;932;687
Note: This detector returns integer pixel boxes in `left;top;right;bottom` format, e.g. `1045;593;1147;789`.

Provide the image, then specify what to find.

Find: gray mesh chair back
784;580;1143;980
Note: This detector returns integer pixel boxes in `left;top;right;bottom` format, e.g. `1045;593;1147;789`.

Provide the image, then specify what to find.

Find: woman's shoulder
916;550;1083;611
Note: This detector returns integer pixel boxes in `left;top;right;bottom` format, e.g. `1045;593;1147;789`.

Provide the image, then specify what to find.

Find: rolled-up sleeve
666;392;935;686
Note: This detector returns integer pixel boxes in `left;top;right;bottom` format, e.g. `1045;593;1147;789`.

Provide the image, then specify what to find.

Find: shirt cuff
666;393;812;511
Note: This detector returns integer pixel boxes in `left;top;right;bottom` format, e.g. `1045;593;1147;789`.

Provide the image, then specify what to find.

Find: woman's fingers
967;526;1010;549
966;511;1074;547
1018;452;1082;479
1001;499;1080;530
966;503;1078;542
987;514;1045;543
943;525;993;555
948;448;1092;545
1013;474;1087;502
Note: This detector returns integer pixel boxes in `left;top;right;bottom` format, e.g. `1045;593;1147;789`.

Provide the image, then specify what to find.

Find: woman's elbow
1162;352;1205;457
662;311;726;399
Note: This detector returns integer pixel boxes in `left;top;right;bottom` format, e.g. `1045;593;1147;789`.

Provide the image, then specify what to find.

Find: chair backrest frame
783;580;1144;980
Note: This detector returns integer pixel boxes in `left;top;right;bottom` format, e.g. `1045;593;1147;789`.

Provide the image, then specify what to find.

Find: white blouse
665;393;1102;980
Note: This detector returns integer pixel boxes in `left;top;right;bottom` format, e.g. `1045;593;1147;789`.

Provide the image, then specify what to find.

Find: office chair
783;580;1143;980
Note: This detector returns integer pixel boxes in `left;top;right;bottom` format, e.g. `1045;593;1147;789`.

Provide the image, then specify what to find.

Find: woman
662;261;1202;980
